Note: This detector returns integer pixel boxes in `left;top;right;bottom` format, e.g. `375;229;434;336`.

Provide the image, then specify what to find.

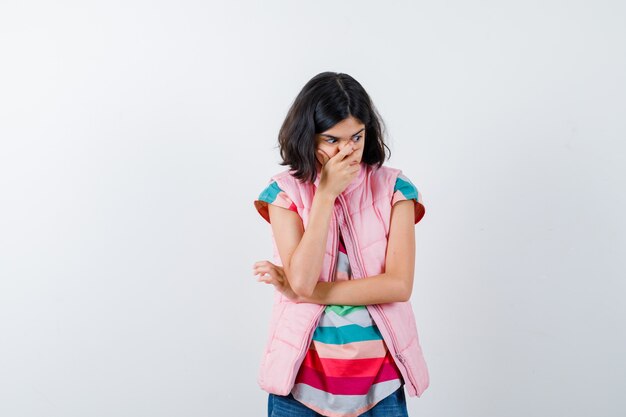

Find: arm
266;144;360;298
301;199;416;305
267;189;335;298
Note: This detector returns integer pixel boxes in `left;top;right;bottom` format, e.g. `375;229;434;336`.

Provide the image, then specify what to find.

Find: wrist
315;186;338;203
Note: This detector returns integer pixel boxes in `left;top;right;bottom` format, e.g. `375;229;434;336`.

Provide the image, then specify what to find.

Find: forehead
319;116;365;138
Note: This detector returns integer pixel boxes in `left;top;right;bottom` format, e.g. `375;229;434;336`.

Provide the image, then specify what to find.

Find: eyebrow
320;128;365;139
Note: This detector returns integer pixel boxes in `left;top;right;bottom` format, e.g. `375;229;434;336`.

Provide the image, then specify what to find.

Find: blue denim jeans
267;386;409;417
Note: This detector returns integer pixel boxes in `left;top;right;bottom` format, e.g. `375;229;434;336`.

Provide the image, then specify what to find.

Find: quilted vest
254;162;429;398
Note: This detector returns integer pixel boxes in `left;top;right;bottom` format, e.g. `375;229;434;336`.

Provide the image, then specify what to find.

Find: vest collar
313;162;367;195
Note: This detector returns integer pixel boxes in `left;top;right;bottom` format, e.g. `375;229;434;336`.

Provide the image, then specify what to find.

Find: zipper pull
396;353;405;363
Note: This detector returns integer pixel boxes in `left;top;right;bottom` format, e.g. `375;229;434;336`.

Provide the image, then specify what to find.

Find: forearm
299;273;412;305
287;189;336;296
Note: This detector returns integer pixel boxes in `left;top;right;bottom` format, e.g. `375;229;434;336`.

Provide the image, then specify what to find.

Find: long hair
277;72;390;183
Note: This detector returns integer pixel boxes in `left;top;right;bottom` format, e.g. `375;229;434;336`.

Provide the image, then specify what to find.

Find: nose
339;141;355;152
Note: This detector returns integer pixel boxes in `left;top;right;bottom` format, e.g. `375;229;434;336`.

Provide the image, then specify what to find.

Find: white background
1;1;625;416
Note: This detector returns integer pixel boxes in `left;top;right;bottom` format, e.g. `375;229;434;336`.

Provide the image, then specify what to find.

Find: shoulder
265;168;308;194
369;164;401;179
269;168;296;182
377;165;425;224
366;164;402;193
393;172;419;199
370;164;418;193
254;169;300;224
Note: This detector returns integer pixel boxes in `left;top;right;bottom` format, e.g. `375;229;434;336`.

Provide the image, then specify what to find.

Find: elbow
396;276;413;303
291;278;315;299
399;287;412;302
385;269;413;302
283;265;315;299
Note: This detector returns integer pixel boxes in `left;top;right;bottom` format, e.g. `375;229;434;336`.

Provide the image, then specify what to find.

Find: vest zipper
336;194;420;394
371;305;419;393
289;209;339;390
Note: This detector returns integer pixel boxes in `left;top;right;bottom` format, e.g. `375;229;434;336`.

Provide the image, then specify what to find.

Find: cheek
317;144;338;158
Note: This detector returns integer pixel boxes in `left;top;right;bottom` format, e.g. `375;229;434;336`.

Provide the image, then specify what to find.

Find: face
315;116;366;168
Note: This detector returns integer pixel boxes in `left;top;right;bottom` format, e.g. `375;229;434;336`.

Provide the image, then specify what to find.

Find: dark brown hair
277;72;390;183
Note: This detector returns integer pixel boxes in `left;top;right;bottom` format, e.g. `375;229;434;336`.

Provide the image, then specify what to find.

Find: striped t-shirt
256;172;424;417
290;231;403;417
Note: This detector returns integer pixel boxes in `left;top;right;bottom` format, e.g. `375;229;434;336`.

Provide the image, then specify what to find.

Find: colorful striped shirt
290;231;403;417
256;172;423;417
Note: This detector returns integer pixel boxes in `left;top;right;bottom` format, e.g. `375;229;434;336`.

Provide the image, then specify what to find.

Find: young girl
252;72;429;417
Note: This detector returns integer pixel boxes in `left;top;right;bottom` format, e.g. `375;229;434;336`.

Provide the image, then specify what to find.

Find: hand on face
316;141;362;167
316;142;362;198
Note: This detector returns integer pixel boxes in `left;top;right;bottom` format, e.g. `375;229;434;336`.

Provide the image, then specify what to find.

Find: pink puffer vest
254;162;429;398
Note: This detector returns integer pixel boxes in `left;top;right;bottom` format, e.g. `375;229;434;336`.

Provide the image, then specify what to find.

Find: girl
252;72;429;417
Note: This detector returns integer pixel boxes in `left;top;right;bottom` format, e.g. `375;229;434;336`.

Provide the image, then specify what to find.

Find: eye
352;135;362;142
324;138;338;144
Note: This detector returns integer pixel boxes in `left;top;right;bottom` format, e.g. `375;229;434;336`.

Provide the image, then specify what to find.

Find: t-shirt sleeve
254;180;298;224
392;173;425;224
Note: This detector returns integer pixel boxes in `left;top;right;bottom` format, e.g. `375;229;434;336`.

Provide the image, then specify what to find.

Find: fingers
338;149;361;171
252;261;282;283
323;143;354;164
253;260;273;268
345;150;361;166
317;143;357;167
254;268;275;284
336;143;355;160
253;263;274;276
